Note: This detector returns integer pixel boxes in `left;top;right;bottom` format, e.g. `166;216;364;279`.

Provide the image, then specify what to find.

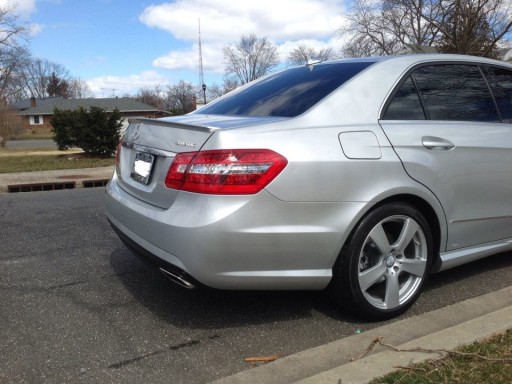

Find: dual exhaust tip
159;267;196;289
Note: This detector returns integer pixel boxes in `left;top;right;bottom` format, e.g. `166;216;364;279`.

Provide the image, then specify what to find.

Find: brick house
14;97;168;132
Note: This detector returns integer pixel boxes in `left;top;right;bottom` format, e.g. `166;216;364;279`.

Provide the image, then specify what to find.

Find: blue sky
3;0;348;97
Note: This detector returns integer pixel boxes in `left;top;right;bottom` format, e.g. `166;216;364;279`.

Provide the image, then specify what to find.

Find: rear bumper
108;218;200;289
105;172;366;290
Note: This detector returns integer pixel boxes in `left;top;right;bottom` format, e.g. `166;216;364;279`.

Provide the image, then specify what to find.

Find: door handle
422;136;455;151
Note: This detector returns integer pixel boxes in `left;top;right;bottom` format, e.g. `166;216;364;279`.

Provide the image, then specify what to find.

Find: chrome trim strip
437;238;512;272
451;215;512;224
121;141;175;158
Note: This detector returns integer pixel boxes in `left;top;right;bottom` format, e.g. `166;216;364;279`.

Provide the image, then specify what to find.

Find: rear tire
330;203;433;320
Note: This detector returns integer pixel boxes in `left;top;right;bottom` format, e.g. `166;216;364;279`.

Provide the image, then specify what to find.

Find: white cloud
0;0;37;17
0;0;41;36
140;0;346;41
28;22;42;36
86;70;170;98
153;41;225;72
140;0;348;73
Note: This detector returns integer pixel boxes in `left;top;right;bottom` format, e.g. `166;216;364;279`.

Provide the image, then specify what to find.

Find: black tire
330;202;433;320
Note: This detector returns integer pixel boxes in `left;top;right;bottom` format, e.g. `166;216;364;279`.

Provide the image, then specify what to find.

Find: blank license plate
131;152;155;185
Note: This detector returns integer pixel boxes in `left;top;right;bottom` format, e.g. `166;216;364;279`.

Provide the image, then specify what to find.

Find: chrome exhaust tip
159;267;196;289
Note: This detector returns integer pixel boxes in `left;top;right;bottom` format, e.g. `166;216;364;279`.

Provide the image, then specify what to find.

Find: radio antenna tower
198;19;206;105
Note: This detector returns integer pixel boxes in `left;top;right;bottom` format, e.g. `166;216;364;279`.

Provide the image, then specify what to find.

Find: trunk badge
175;140;196;148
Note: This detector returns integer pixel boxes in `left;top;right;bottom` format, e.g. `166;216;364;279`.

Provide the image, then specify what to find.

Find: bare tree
18;58;72;99
68;78;93;99
339;0;512;58
0;46;30;101
223;34;280;84
222;77;241;93
0;5;29;100
340;0;439;57
0;6;29;146
18;58;49;98
167;80;196;115
206;83;225;100
206;78;241;101
427;0;512;57
134;85;166;110
287;44;337;66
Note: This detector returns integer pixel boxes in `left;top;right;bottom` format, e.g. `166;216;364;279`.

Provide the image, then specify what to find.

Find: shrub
51;107;122;156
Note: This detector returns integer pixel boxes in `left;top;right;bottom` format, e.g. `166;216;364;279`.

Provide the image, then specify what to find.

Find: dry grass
371;329;512;384
0;148;115;173
15;127;53;140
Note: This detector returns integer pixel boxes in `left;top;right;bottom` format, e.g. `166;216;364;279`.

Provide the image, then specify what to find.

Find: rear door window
412;64;500;122
483;66;512;123
382;64;503;122
383;77;426;120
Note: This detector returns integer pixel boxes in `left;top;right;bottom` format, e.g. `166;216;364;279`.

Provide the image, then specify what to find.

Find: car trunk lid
116;115;283;209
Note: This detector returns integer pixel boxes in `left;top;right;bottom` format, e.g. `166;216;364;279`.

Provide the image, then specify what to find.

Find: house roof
16;97;161;116
9;98;59;111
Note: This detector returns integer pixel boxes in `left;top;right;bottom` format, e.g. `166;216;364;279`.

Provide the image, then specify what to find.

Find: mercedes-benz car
105;54;512;320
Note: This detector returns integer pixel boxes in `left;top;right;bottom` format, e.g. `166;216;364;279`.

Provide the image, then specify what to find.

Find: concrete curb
297;305;512;384
210;286;512;384
0;166;114;193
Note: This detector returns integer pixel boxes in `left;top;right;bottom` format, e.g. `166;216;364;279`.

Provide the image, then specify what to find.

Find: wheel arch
367;194;443;271
329;193;443;319
334;193;444;273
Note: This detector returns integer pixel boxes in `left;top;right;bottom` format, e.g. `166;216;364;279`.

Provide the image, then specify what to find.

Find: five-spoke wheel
330;203;433;320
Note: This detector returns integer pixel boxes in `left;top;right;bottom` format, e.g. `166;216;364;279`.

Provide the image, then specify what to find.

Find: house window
30;115;43;125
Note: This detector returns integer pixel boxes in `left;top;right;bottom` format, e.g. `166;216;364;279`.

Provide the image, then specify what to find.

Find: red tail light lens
165;149;288;194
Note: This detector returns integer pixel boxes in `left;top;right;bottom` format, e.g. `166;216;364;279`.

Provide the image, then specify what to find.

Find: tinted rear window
384;77;426;120
412;64;500;122
483;66;512;123
196;61;375;117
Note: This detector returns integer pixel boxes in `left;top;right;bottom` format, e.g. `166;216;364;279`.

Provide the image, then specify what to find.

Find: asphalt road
1;188;511;383
5;139;56;149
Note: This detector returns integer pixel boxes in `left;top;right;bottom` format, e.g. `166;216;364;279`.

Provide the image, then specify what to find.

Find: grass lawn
0;148;115;173
371;329;512;384
12;127;53;140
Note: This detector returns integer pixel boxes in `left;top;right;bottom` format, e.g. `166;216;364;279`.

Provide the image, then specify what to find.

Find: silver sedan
105;54;512;320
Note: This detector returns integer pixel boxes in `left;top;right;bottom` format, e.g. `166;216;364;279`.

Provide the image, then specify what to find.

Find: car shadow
108;247;361;329
406;251;512;316
427;251;512;289
109;246;512;328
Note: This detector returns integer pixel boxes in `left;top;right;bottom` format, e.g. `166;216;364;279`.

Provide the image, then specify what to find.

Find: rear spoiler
128;117;218;133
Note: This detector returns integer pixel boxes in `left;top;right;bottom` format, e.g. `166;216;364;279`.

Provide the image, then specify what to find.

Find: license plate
131;152;155;185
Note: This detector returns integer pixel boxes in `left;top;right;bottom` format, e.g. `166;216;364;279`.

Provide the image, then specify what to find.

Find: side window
483;66;512;123
383;77;426;120
412;64;500;122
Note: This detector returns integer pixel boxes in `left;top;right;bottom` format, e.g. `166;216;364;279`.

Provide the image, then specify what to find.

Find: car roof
325;53;512;69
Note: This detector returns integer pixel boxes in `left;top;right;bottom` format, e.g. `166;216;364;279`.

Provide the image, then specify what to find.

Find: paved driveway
1;188;511;383
5;139;56;149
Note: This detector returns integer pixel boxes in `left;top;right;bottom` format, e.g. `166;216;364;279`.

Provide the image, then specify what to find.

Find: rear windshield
195;61;376;117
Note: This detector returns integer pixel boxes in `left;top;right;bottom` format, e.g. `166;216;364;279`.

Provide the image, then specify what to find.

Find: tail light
165;149;288;195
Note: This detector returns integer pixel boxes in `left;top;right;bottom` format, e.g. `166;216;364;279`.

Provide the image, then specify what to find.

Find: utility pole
101;88;117;98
